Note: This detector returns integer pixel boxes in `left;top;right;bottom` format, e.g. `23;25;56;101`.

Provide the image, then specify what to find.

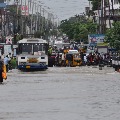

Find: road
0;66;120;120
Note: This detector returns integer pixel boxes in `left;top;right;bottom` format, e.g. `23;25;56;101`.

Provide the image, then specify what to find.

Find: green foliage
88;0;101;11
12;34;22;44
10;58;17;69
8;5;21;15
105;21;120;50
59;16;98;43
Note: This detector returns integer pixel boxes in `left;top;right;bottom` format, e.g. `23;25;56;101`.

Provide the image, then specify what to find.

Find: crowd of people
84;52;112;66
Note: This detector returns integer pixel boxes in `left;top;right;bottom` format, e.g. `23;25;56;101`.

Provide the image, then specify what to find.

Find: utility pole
101;0;104;34
108;0;111;28
103;0;106;33
3;8;6;43
111;0;114;16
24;0;27;36
20;0;23;36
51;13;54;35
98;9;100;33
35;2;37;32
41;8;45;37
38;4;42;32
28;0;30;35
31;1;34;35
36;4;39;31
14;0;19;44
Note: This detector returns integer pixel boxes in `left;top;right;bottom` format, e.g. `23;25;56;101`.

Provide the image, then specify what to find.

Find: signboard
4;45;12;56
0;3;6;8
88;34;105;46
6;36;13;44
97;46;108;54
13;45;18;49
21;5;29;16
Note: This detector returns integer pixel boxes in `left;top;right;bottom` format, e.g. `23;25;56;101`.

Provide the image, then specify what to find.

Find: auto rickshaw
65;50;82;67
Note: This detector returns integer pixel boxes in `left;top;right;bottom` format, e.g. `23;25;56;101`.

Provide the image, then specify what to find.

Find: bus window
22;43;32;54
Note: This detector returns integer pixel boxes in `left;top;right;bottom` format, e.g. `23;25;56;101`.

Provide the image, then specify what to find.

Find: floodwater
0;66;120;120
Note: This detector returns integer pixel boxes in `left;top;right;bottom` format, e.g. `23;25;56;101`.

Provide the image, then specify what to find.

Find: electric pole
30;1;34;35
108;0;111;28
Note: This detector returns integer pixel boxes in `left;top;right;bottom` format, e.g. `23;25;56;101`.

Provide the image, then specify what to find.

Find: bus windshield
34;44;45;52
19;43;46;55
22;44;32;54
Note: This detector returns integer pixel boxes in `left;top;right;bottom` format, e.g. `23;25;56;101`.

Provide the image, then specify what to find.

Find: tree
105;21;120;50
59;15;98;43
88;0;101;11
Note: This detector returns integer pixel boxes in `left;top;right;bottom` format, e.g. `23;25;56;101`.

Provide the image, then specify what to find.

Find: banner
88;34;105;46
0;3;6;8
4;45;12;56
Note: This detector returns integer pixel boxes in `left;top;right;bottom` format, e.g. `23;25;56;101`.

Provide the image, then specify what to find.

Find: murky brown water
0;66;120;120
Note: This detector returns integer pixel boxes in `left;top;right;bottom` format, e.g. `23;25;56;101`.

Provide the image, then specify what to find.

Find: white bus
17;38;48;70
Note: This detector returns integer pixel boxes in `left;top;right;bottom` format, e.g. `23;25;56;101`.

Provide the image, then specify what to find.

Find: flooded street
0;66;120;120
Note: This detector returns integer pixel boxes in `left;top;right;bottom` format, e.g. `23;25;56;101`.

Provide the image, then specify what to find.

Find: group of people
83;52;111;66
0;55;11;84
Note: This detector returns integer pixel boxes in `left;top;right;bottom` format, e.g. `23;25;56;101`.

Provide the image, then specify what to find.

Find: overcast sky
8;0;89;21
38;0;89;20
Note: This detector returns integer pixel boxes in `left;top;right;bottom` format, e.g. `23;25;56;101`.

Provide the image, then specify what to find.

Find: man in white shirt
4;55;11;72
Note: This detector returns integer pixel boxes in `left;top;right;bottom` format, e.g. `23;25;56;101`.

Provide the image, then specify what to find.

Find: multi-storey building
88;0;120;33
111;0;120;9
105;0;120;29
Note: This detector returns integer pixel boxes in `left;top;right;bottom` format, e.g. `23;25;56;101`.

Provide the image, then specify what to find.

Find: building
88;0;120;33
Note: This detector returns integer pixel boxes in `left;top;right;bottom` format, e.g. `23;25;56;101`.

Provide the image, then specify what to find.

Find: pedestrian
84;55;87;65
4;55;11;72
0;59;5;83
61;53;66;66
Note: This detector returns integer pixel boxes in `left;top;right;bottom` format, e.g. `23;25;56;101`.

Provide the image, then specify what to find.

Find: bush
10;58;17;69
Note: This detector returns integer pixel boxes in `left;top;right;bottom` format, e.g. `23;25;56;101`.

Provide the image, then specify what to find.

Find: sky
38;0;89;20
7;0;89;21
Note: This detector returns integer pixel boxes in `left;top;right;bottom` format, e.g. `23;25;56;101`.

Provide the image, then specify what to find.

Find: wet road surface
0;66;120;120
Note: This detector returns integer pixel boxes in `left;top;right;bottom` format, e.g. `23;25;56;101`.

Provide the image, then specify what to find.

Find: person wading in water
0;60;4;83
0;57;7;84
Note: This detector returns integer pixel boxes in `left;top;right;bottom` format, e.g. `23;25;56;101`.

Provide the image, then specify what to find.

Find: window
22;43;32;54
